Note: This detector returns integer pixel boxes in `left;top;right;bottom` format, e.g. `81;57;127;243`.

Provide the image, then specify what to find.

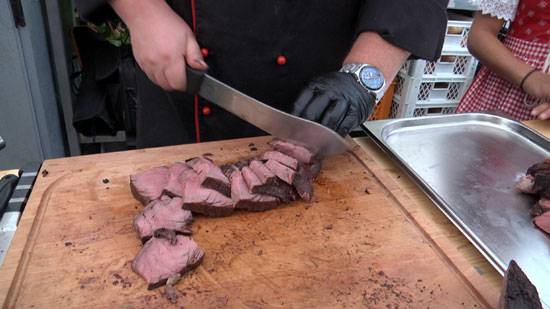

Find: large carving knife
185;67;348;157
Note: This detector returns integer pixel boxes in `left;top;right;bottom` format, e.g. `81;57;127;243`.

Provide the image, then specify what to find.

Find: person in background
76;0;448;148
456;0;550;120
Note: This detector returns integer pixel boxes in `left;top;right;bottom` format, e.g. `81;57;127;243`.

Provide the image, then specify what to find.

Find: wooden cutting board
0;137;492;308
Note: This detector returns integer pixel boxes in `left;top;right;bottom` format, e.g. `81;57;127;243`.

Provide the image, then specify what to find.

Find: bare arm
344;32;410;89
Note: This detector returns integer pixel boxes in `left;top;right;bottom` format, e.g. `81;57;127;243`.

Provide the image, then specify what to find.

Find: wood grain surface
0;136;498;308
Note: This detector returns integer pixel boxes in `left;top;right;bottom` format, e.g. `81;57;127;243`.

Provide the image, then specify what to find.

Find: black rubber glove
291;72;376;136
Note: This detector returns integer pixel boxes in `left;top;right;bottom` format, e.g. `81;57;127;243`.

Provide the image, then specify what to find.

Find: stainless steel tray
363;113;550;307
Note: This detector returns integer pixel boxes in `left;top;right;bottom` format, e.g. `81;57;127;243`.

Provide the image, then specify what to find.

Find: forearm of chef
468;12;534;86
109;0;170;28
344;32;410;87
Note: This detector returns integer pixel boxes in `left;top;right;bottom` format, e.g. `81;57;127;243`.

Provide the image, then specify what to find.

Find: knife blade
185;67;348;157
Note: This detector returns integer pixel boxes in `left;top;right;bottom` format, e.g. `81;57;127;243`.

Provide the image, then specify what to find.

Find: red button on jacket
276;55;287;65
202;105;212;116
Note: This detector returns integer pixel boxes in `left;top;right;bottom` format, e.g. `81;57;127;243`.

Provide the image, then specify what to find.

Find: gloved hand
291;72;376;136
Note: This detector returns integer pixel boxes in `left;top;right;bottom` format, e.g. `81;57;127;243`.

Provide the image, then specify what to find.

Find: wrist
520;68;539;92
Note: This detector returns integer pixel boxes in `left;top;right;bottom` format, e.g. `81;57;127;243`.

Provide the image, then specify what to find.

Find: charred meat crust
146;254;204;290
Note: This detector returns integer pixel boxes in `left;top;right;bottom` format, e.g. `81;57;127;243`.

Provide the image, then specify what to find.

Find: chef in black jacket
76;0;448;148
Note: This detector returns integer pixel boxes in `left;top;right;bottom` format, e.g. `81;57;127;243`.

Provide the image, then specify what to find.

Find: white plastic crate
444;13;474;52
390;73;473;118
400;51;478;79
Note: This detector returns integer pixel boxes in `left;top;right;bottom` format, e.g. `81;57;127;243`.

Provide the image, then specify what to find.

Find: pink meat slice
269;139;315;164
231;170;279;211
261;151;298;170
130;166;170;205
533;211;550;234
265;159;296;185
133;196;193;241
187;157;231;197
163;162;190;197
249;160;277;185
242;166;262;190
181;169;234;217
132;235;204;290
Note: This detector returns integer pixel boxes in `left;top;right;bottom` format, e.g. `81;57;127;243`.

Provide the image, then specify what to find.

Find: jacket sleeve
357;0;449;61
75;0;116;22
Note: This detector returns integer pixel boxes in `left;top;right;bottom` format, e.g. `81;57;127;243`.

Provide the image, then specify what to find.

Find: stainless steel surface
0;136;4;151
363;113;550;308
0;211;20;266
198;75;348;157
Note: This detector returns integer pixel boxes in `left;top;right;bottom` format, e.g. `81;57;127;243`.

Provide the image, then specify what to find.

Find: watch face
359;66;384;91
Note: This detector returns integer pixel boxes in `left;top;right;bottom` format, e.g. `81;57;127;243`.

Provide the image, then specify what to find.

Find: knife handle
186;66;206;94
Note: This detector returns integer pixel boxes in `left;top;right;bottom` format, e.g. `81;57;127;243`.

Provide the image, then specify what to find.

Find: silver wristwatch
339;63;386;103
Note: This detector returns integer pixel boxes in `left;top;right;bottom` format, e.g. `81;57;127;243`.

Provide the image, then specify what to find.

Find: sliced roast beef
133;196;193;242
516;175;535;194
265;159;296;185
132;233;204;290
499;260;542;309
130;166;170;205
261;151;298;170
163;162;190;197
231;170;279;211
530;198;550;217
248;160;297;202
292;160;323;202
533;212;550;234
532;174;550;199
526;158;550;177
269;139;316;164
181;169;234;217
187;157;231;197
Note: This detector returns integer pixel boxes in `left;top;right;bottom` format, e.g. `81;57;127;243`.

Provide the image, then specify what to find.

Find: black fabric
0;175;18;215
291;72;376;136
74;0;448;147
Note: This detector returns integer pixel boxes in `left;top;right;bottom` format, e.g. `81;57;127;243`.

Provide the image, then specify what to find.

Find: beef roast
269;139;315;164
530;198;550;217
265;159;296;185
526;158;550;177
133;196;193;242
130;166;170;205
132;233;204;290
187;157;231;197
533;211;550;234
261;151;298;170
516;175;535;194
499;260;542;309
231;170;279;211
533;174;550;199
180;169;234;217
248;160;297;202
163;162;191;197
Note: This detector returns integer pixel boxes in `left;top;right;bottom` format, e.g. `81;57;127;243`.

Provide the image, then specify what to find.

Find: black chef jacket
76;0;449;148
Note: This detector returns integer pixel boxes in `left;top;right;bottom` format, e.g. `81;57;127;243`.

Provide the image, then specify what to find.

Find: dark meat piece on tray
532;174;550;199
269;139;316;164
533;212;550;234
132;233;204;290
248;160;297;202
516;175;535;194
292;160;322;202
130;166;170;205
230;169;279;211
265;159;296;185
163;162;191;198
133;196;193;242
180;169;234;217
261;151;298;170
499;260;542;309
187;157;231;197
530;198;550;217
526;158;550;177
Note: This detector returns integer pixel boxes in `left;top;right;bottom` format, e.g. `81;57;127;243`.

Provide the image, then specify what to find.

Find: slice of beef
532;174;550;199
231;170;279;211
499;260;542;309
233;159;251;170
133;196;193;242
530;198;550;217
181;169;234;217
269;139;316;164
187;157;231;197
248;160;297;202
220;164;236;180
526;158;550;177
265;159;296;185
132;234;204;290
130;166;170;205
533;211;550;234
261;151;298;170
292;160;323;202
163;162;190;197
516;175;535;194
